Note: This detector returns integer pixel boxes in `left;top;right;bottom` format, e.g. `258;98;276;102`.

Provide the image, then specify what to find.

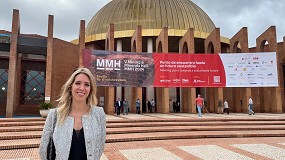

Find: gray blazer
39;106;106;160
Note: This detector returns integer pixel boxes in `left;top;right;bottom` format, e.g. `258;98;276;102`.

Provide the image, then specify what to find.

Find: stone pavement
104;137;285;160
0;113;285;160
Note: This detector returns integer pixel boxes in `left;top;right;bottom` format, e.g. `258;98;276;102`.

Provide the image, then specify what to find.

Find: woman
39;68;106;160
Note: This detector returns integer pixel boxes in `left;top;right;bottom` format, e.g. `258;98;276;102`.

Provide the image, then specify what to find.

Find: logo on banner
182;79;189;83
160;79;171;83
173;79;180;83
96;59;121;70
242;57;250;60
213;76;220;83
193;79;205;83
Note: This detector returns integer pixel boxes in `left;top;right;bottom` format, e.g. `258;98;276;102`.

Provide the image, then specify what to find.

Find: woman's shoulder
47;108;57;116
90;106;106;121
45;108;58;122
91;105;105;114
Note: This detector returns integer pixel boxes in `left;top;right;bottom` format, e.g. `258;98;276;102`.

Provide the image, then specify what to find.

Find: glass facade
0;59;9;104
20;60;46;105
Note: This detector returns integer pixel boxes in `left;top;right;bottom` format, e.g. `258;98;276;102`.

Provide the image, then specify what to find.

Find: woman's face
71;73;91;103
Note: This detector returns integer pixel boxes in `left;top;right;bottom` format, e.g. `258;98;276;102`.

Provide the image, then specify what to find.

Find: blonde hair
56;68;97;124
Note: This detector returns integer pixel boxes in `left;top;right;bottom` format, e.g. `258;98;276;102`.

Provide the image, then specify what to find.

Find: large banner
83;50;154;87
83;50;278;87
219;52;278;87
153;53;226;87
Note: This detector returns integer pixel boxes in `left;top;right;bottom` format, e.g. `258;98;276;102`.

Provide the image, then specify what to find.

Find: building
0;0;284;117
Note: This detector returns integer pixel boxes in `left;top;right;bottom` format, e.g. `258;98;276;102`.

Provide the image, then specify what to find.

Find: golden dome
86;0;215;37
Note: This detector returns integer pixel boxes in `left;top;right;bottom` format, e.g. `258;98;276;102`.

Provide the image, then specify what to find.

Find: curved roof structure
86;0;215;36
78;0;228;44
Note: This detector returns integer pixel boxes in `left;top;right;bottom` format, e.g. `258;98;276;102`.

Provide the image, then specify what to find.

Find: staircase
106;117;285;142
1;115;285;150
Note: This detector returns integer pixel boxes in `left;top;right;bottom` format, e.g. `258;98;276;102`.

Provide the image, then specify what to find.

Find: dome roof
86;0;216;37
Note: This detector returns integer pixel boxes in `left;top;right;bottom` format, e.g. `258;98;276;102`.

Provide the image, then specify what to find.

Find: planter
39;109;50;118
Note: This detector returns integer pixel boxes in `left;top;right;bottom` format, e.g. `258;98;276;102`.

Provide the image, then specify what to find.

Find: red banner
153;53;226;87
83;50;278;87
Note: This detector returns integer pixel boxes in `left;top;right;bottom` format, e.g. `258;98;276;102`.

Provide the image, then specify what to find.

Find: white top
224;101;229;108
151;100;155;106
248;98;253;104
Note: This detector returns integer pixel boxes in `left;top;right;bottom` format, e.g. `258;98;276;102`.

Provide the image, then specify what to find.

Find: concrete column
116;39;122;100
230;27;251;113
45;15;54;104
179;28;196;113
256;26;282;113
204;28;223;113
230;88;238;112
124;87;132;111
272;51;283;113
104;24;115;114
243;88;251;113
156;27;169;113
105;87;115;114
281;37;285;113
79;20;85;67
131;26;143;113
206;88;215;112
6;9;20;117
116;39;122;51
147;38;153;54
146;38;154;101
132;87;142;112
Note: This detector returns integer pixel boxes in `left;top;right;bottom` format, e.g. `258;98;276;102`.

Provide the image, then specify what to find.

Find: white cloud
1;0;284;47
192;0;285;47
0;0;110;40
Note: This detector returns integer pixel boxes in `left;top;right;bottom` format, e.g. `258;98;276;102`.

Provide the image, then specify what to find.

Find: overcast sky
1;0;284;48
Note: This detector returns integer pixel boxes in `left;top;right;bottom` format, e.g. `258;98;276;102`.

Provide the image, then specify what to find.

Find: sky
1;0;284;48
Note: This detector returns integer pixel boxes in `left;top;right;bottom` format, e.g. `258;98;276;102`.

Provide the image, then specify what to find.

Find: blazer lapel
53;116;74;159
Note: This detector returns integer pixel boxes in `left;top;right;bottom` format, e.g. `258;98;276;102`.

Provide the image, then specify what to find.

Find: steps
0;139;40;150
105;118;285;142
106;130;285;142
0;115;284;150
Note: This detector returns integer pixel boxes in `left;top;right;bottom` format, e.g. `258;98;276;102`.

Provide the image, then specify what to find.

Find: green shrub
38;102;53;110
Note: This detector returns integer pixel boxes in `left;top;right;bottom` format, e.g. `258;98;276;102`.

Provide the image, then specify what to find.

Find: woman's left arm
99;107;106;157
39;109;56;160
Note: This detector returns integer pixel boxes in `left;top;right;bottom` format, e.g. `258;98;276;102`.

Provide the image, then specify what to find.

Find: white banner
219;52;278;87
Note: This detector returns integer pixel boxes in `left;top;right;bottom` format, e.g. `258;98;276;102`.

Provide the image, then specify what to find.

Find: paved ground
2;137;285;160
103;137;285;160
1;113;285;160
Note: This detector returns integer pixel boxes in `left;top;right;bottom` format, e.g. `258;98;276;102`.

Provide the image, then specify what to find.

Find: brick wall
51;39;79;105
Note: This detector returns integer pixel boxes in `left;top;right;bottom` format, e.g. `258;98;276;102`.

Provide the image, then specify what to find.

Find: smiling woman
39;68;106;160
71;74;91;104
